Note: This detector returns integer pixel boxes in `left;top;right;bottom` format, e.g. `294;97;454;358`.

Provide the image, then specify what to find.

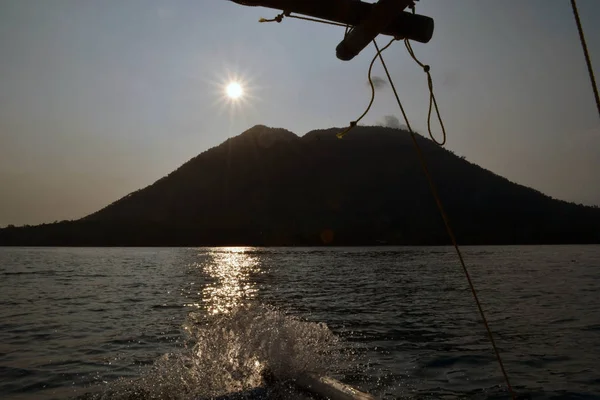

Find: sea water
1;246;599;399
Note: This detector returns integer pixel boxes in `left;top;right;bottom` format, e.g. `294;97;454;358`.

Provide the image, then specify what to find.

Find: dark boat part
230;0;434;60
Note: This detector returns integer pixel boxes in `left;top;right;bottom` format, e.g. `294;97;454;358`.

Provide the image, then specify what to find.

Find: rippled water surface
1;246;599;399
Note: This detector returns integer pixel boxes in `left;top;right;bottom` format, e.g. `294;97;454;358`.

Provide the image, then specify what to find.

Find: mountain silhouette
1;125;599;246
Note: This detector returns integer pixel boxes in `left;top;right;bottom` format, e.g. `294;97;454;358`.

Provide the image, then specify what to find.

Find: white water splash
87;304;348;399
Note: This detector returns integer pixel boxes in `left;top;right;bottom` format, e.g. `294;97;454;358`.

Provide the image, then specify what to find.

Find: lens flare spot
320;229;335;244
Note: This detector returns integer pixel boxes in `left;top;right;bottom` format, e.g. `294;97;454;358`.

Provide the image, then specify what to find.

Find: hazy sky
1;0;599;226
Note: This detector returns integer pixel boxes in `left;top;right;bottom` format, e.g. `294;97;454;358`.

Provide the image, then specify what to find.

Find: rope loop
404;39;446;146
336;38;397;139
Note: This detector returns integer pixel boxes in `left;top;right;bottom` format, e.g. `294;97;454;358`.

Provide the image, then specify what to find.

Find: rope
372;38;517;400
570;0;600;120
260;12;347;28
258;8;516;398
259;11;446;145
337;39;396;139
288;14;348;27
404;39;447;146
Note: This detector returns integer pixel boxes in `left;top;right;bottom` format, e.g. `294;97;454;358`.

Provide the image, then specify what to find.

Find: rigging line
404;39;447;146
337;38;396;139
372;38;517;400
570;0;600;120
260;12;348;28
287;14;349;28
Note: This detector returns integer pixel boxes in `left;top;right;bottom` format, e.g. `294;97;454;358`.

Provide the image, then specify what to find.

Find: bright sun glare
211;71;257;116
226;82;243;99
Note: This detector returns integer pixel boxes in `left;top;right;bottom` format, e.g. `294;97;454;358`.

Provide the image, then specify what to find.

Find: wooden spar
336;0;412;61
230;0;434;46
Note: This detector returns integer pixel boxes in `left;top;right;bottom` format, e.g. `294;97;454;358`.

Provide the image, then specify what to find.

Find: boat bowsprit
210;372;375;400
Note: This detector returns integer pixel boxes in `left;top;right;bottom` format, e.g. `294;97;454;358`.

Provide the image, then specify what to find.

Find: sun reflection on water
197;247;261;315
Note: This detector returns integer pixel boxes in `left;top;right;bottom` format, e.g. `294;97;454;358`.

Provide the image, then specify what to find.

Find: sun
226;82;243;99
209;69;259;118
